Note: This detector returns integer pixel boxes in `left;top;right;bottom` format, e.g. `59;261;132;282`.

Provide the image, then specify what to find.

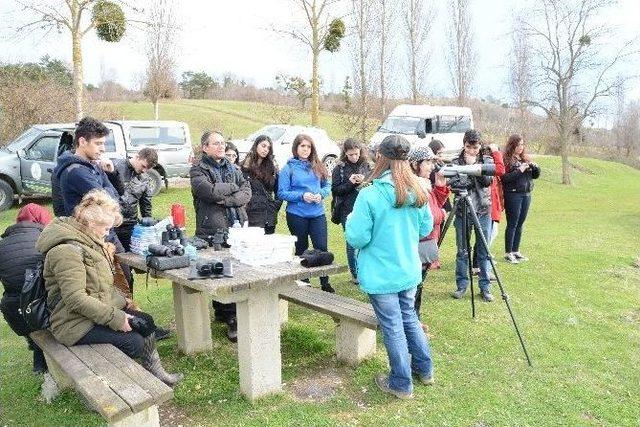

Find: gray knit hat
378;135;411;160
408;145;436;163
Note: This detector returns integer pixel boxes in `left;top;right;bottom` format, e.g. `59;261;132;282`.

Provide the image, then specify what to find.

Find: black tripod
439;186;533;367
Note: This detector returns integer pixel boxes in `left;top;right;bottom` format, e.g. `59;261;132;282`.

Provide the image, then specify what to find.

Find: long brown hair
292;134;329;179
242;135;277;189
504;134;530;166
339;138;368;165
367;155;428;208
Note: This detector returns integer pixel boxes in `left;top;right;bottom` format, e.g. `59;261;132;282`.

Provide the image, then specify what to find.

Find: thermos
171;203;186;229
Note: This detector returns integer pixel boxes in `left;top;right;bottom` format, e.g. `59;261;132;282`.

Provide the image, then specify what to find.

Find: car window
129;126;186;147
104;129;116;152
379;116;422;135
24;136;59;162
437;115;472;133
249;126;286;143
5;127;41;152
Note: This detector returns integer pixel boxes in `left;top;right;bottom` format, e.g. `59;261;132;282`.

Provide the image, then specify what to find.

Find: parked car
370;104;474;159
231;125;340;172
0;120;194;211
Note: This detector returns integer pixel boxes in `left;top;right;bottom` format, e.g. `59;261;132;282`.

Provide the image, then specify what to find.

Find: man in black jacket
190;130;251;342
107;148;159;252
451;130;495;302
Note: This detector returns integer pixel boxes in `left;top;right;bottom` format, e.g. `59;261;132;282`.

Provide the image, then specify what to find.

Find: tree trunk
311;49;320;126
71;3;84;121
379;0;386;118
559;123;572;185
154;100;159;120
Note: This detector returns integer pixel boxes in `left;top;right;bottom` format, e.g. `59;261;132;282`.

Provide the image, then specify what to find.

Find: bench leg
236;287;283;400
279;300;289;324
173;281;213;354
335;319;377;366
109;405;159;427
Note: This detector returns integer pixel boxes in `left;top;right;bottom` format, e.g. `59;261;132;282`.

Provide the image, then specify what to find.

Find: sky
1;0;639;125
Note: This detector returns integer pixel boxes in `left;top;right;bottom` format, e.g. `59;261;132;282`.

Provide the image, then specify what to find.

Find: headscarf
16;203;53;225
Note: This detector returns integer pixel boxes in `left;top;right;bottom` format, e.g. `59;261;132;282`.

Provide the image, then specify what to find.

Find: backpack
330;166;345;225
19;261;59;333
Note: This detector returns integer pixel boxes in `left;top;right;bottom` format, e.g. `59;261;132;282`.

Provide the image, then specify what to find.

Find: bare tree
375;0;395;116
349;0;376;141
617;101;640;158
446;0;476;106
11;0;128;120
523;0;636;184
509;13;533;138
402;0;436;104
144;0;178;120
281;0;345;125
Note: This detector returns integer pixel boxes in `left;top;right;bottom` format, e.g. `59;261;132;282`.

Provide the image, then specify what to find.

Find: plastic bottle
232;220;241;228
184;244;197;261
171;203;186;229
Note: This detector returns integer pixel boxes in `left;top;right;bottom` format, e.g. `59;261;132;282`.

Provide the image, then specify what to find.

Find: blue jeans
286;212;329;286
455;211;491;293
504;192;531;253
341;220;357;279
369;288;433;394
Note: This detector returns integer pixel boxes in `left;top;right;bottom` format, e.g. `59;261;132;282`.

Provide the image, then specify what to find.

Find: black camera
128;315;154;337
139;217;159;227
162;224;187;246
148;243;185;257
204;228;229;251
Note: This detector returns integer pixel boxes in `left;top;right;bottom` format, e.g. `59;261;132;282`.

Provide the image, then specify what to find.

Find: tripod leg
438;196;459;247
462;200;476;318
465;199;533;367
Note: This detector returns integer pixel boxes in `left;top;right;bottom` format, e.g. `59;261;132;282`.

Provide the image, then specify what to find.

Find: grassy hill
1;101;639;426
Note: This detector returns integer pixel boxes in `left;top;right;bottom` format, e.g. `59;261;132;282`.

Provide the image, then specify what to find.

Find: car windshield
129;126;186;146
247;126;286;143
378;116;422;135
4;127;42;152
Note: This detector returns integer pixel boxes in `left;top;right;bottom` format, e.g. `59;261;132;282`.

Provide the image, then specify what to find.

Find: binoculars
204;228;229;251
162;224;187;246
148;243;185;257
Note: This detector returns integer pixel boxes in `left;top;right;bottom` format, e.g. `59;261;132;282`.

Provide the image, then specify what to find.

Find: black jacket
0;222;45;295
450;152;493;216
107;159;153;224
331;161;371;224
242;167;282;229
502;161;540;193
190;156;252;238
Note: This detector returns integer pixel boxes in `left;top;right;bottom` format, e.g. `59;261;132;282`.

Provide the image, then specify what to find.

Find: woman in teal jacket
345;135;434;399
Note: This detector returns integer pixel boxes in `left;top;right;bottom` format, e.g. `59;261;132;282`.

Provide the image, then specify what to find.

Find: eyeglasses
206;141;226;147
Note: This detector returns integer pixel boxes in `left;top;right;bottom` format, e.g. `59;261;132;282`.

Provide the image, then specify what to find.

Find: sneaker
374;374;413;399
504;253;520;264
411;369;435;385
480;291;495;302
513;252;529;261
451;289;466;299
472;267;480;276
350;277;359;285
154;326;172;341
226;318;238;343
321;283;335;293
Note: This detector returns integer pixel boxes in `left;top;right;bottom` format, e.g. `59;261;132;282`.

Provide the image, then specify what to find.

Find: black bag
19;262;59;333
330;165;345;225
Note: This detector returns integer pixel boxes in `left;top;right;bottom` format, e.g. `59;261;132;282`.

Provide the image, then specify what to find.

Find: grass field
1;100;639;426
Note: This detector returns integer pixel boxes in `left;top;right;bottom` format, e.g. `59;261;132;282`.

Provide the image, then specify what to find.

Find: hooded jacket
242;166;282;229
278;158;331;218
107;158;153;224
0;222;46;295
35;217;127;346
331;160;372;224
53;151;119;216
345;170;433;294
190;155;251;238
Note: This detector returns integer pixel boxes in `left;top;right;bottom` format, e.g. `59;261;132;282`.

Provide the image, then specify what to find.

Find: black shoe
154;326;172;341
321;283;335;293
226;318;238;343
32;349;47;374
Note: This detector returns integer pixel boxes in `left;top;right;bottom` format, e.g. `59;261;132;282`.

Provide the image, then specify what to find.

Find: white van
370;104;474;158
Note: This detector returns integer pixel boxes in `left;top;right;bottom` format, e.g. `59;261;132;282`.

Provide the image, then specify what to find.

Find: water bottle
184;244;197;261
171;203;186;229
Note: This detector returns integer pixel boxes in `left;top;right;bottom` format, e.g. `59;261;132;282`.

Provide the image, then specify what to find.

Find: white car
232;125;340;173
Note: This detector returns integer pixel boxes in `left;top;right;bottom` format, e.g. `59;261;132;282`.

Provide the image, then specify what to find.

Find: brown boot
141;334;183;387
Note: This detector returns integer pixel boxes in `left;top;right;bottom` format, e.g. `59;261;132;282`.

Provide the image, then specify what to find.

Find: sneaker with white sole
504;253;520;264
451;289;466;299
513;252;529;261
480;291;495;302
374;374;413;399
412;369;435;385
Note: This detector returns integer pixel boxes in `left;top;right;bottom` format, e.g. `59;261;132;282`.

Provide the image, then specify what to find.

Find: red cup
171;203;186;228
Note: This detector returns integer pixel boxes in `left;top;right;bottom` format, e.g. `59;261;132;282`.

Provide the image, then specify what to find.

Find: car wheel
323;155;338;174
0;179;15;212
147;169;164;197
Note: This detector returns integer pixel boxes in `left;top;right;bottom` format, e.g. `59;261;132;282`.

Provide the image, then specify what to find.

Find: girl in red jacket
408;146;450;322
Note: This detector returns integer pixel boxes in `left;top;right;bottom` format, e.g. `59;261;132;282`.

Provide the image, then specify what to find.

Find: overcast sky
1;0;638;125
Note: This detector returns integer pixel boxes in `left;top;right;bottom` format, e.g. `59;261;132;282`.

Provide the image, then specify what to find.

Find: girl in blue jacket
345;135;434;399
278;134;333;292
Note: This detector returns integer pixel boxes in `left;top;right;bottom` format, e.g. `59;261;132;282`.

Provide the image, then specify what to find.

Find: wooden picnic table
117;249;347;400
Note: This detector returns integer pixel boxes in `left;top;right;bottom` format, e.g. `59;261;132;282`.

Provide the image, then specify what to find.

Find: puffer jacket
107;158;153;224
35;217;127;346
0;222;45;295
331;160;372;224
450;152;493;216
190;155;251;238
242;167;282;229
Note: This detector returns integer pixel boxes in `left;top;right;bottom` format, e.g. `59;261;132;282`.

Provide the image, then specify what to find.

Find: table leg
172;282;213;354
236;287;283;400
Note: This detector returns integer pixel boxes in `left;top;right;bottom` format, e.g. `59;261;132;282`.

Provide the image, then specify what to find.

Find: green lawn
1;105;639;425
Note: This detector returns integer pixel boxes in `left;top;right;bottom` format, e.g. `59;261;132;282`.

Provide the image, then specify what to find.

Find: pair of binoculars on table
147;243;184;257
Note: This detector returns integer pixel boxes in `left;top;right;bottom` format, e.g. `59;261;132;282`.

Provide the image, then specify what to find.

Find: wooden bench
30;330;173;427
279;285;378;365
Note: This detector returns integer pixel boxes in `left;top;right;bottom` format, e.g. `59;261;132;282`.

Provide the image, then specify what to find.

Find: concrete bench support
173;281;213;354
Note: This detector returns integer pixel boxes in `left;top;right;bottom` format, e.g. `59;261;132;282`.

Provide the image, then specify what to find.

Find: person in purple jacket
278;134;334;293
